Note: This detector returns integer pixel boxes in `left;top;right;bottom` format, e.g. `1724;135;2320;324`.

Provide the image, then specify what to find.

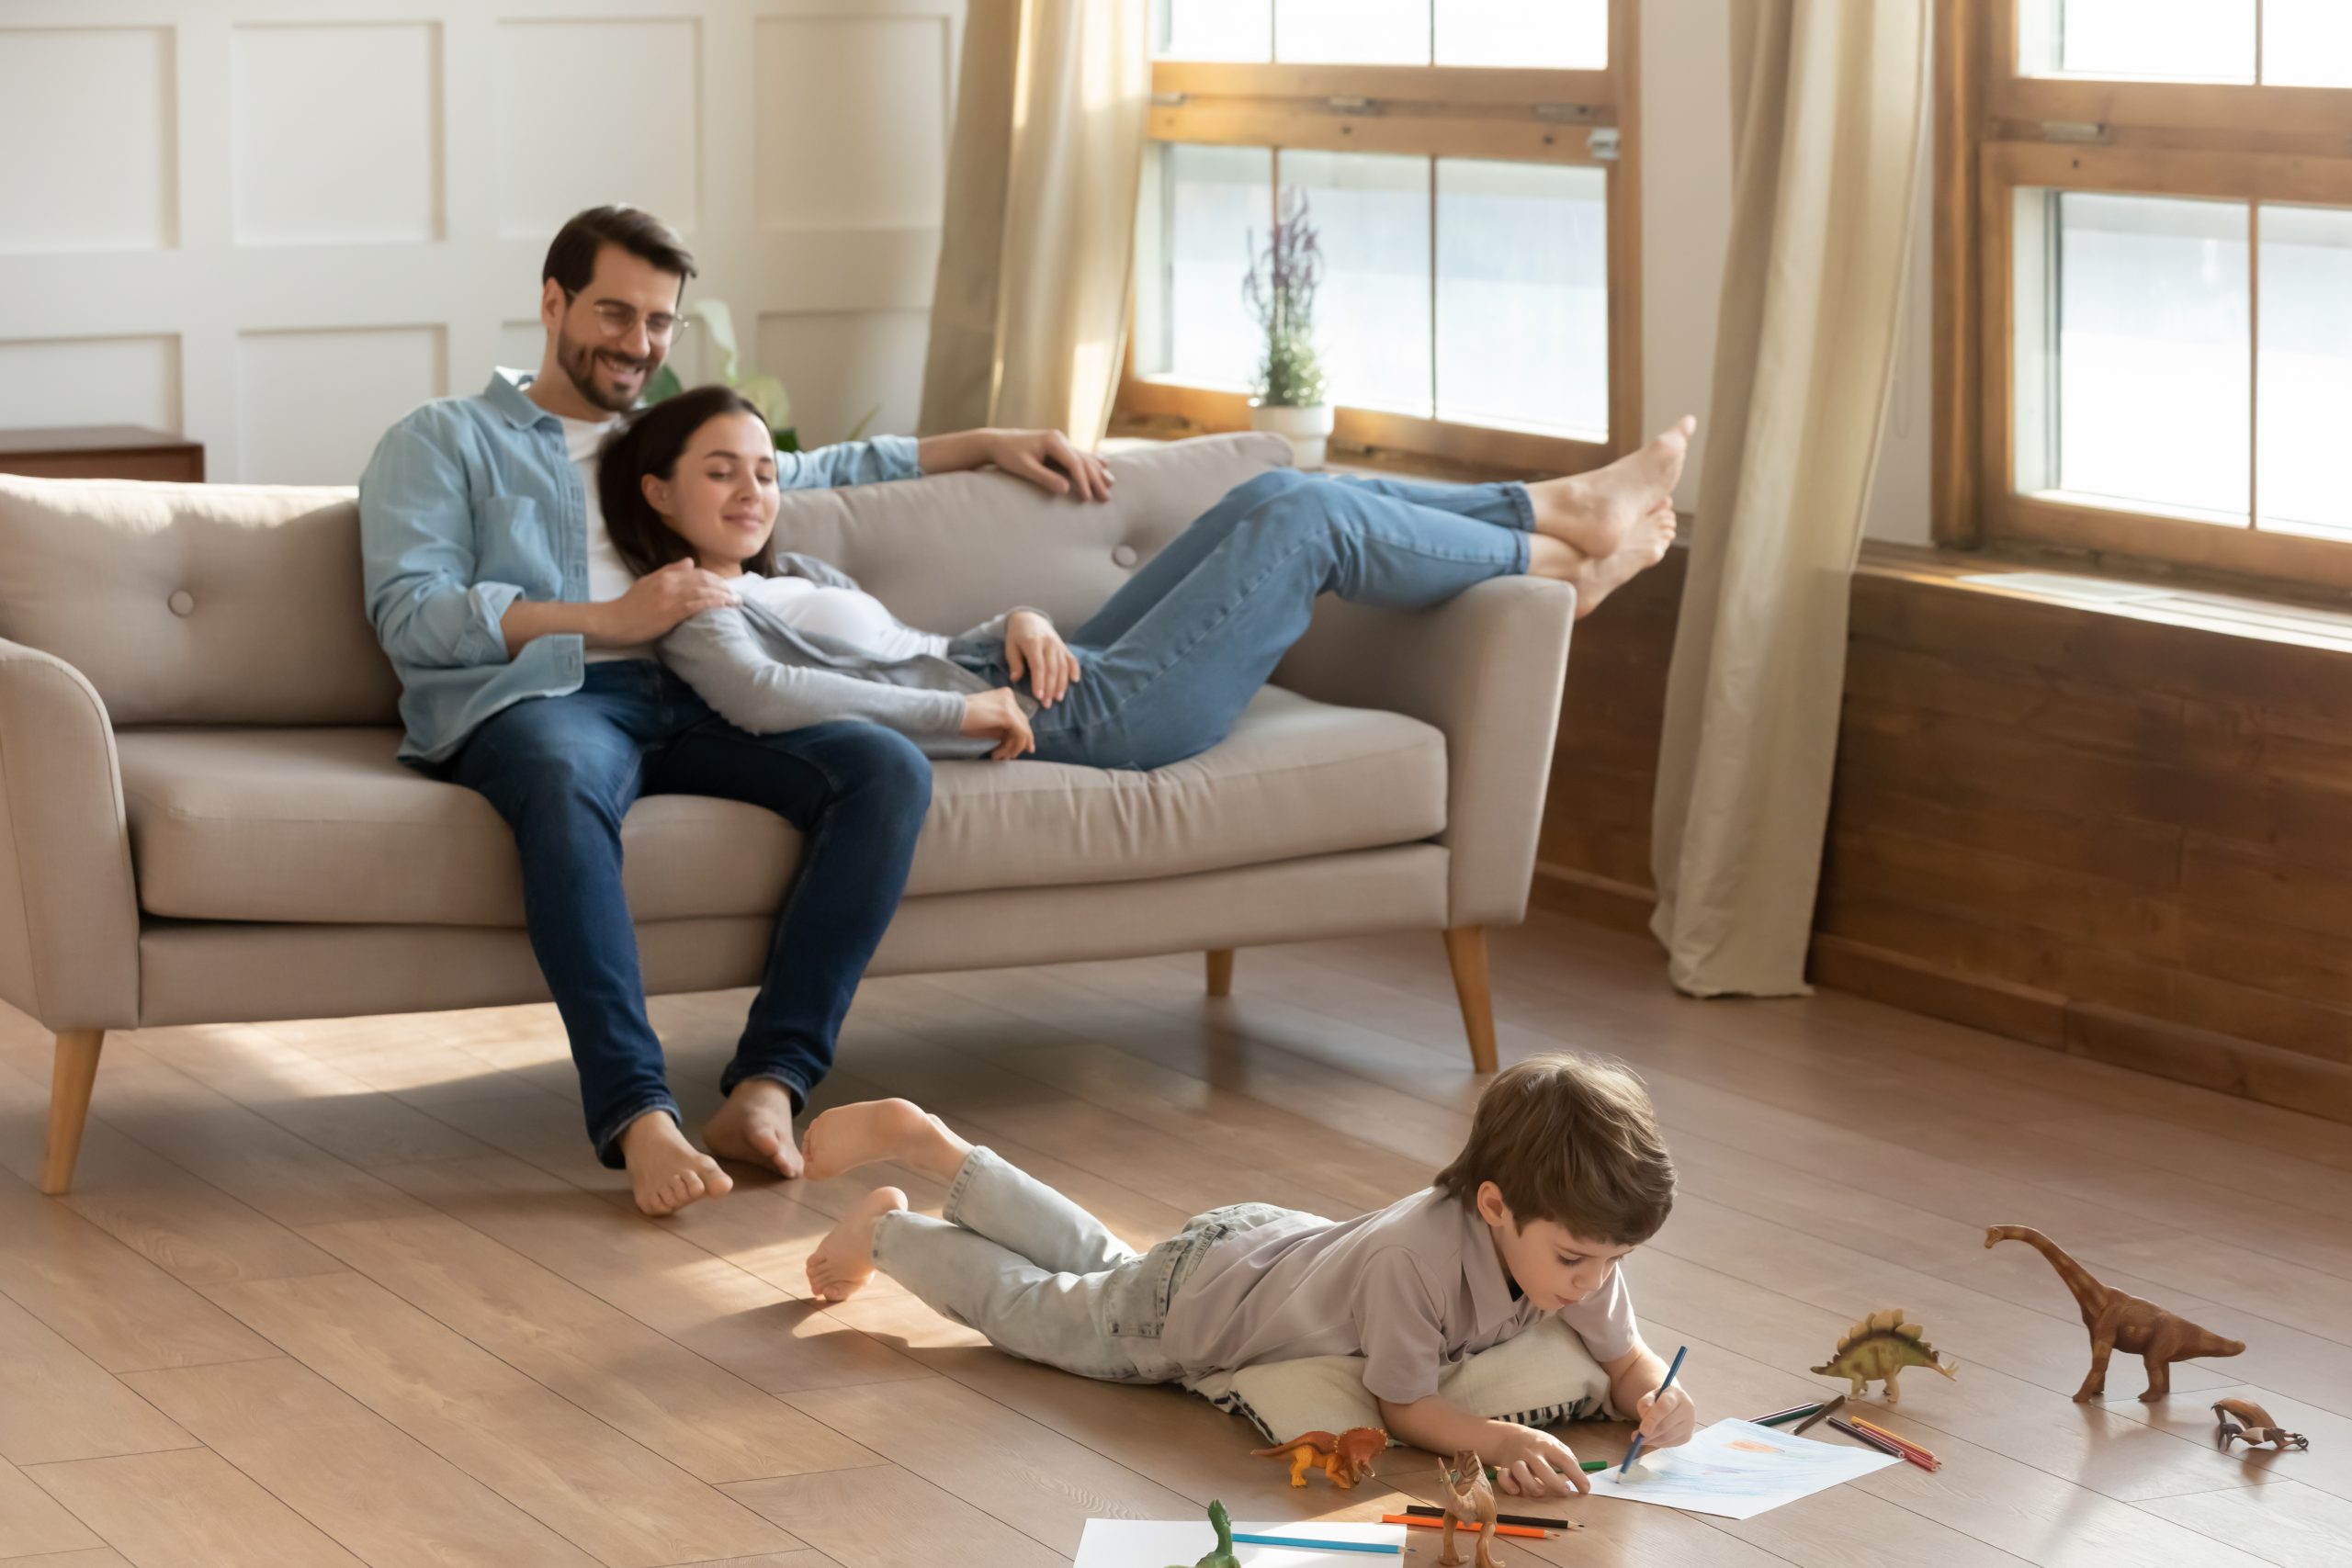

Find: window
1118;0;1640;478
1940;0;2352;588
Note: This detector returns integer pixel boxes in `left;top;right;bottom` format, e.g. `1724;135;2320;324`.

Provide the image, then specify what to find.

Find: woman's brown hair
597;385;782;578
1432;1052;1677;1245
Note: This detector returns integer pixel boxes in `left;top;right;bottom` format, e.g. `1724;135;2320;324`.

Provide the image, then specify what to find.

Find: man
359;205;1110;1216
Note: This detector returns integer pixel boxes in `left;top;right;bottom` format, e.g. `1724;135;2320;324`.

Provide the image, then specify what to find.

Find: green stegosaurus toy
1810;1308;1959;1404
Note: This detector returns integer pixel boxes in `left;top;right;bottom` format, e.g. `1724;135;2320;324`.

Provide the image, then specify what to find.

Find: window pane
1150;0;1272;62
1279;152;1430;414
2263;1;2352;87
2051;192;2249;519
2258;206;2352;535
2033;0;2256;82
1135;143;1269;390
1437;0;1607;69
1276;0;1428;65
1436;160;1608;439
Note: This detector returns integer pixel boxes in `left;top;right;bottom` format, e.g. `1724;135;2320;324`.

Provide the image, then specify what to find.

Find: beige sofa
0;433;1574;1195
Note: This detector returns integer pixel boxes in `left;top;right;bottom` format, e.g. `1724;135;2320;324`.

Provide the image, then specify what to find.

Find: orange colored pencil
1849;1416;1939;1469
1381;1515;1549;1540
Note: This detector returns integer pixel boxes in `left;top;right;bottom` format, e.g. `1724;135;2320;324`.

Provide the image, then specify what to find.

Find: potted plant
1243;186;1332;469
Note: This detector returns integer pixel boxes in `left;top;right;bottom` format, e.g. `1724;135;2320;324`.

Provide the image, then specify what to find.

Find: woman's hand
1004;610;1080;706
960;688;1035;761
1633;1382;1697;1450
1481;1423;1589;1498
593;558;738;646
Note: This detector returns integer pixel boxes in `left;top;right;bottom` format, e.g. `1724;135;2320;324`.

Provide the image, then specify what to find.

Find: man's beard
557;327;653;415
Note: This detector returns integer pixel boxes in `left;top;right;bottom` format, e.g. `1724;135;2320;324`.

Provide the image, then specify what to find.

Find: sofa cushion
116;686;1447;926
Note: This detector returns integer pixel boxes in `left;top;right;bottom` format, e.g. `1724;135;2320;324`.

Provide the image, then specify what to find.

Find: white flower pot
1250;401;1335;471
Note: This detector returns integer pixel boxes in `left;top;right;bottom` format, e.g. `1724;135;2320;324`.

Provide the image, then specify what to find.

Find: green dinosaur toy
1164;1499;1242;1568
1810;1308;1958;1404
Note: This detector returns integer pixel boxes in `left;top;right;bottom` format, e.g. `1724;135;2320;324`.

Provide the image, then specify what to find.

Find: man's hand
920;428;1114;502
1004;609;1080;706
960;687;1035;761
1634;1382;1697;1450
1482;1423;1590;1497
594;558;738;646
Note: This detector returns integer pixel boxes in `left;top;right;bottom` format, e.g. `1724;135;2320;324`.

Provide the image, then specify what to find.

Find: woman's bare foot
806;1185;908;1303
619;1111;733;1217
1528;416;1695;558
1568;500;1678;618
703;1078;806;1179
800;1098;972;1183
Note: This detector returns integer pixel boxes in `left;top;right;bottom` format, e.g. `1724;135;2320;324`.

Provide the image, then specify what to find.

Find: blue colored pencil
1617;1344;1690;1479
1227;1531;1401;1555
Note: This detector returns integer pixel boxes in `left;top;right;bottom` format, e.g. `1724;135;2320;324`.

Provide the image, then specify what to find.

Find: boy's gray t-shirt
1158;1187;1637;1404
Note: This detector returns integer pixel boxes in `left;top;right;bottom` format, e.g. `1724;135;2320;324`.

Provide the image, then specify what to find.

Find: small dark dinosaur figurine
1986;1224;2245;1402
2213;1397;2309;1451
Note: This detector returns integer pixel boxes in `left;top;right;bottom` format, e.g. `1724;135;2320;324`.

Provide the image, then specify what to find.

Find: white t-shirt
561;413;653;663
733;571;949;663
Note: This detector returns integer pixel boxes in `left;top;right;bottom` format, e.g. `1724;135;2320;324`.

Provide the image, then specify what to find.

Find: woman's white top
732;570;949;663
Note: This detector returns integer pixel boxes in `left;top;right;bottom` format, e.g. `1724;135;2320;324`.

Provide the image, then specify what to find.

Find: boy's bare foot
703;1078;805;1179
1528;416;1695;558
1569;500;1678;619
800;1097;972;1183
619;1111;733;1217
806;1185;908;1303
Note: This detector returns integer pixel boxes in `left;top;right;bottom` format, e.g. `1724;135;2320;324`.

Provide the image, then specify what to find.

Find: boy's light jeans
870;1146;1293;1383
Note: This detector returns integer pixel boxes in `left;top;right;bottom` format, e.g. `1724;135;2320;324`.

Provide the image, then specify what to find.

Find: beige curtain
1648;0;1928;997
919;0;1150;444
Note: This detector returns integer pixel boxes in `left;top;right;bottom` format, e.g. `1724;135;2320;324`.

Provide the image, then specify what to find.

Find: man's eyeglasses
566;290;691;345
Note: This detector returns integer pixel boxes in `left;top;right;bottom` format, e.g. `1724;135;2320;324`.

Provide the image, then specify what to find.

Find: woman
600;385;1688;769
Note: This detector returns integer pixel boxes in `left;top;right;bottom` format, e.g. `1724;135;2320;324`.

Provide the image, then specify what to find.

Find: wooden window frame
1937;0;2352;594
1113;0;1642;480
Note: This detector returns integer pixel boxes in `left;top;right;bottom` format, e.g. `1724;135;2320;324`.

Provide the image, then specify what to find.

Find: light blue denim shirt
357;368;922;764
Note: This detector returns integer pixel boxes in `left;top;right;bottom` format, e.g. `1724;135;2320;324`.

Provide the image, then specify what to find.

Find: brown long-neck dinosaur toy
1985;1224;2245;1402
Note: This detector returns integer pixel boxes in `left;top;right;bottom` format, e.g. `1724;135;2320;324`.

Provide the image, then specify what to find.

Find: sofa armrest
0;638;138;1029
1275;578;1576;930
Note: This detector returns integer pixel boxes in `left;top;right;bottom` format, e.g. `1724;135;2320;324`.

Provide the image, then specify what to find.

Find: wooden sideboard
0;425;205;482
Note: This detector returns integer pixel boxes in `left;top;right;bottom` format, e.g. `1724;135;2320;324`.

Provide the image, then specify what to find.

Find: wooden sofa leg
1442;928;1498;1074
1205;949;1236;998
39;1030;105;1197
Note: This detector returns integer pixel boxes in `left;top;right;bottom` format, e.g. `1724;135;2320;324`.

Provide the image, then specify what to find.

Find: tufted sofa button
1112;544;1139;569
167;590;196;617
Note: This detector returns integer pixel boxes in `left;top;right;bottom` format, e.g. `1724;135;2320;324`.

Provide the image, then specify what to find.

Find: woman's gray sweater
658;552;1039;759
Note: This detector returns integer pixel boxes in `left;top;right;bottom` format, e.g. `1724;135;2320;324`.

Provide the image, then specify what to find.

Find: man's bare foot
703;1078;805;1179
806;1185;909;1303
1568;499;1677;618
1528;416;1695;558
619;1111;733;1217
800;1098;972;1183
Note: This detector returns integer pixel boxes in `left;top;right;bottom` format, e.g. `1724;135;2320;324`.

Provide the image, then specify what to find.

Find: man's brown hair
1433;1053;1676;1245
542;204;697;296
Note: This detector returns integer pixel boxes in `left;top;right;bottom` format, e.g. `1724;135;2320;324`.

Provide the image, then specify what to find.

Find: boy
799;1053;1693;1495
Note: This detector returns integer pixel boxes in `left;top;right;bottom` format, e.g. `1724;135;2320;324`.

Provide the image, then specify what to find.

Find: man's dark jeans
443;660;932;1166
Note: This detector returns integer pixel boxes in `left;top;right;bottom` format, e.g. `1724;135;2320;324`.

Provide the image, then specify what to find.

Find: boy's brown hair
1432;1053;1676;1245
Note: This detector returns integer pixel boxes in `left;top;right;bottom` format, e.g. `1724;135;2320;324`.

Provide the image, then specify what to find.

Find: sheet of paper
1073;1517;1406;1566
1584;1417;1901;1520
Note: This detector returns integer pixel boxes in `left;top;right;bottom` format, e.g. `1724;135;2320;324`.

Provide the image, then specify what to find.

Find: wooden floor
3;915;2349;1568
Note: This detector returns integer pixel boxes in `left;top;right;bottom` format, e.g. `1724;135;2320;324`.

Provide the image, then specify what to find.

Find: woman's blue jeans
442;661;932;1166
959;468;1533;770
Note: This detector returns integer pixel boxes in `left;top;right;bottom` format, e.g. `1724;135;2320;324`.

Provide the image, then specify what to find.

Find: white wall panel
0;335;180;433
232;23;443;247
0;28;175;254
495;18;701;239
237;326;447;486
755;17;950;231
759;309;929;446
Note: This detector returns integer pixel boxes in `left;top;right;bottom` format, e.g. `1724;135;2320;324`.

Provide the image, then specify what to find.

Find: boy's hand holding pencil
1634;1379;1698;1450
1482;1422;1593;1497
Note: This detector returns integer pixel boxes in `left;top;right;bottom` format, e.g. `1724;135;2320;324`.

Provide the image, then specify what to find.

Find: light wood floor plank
2137;1480;2352;1568
145;1023;496;1168
119;1358;601;1567
23;1447;363;1567
0;1295;193;1467
0;1459;99;1560
295;1213;878;1484
201;1269;797;1568
0;1550;135;1567
719;1463;1073;1568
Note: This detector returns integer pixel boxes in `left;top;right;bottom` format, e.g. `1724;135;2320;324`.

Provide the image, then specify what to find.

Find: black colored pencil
1403;1504;1561;1531
1828;1416;1906;1459
1748;1402;1824;1427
